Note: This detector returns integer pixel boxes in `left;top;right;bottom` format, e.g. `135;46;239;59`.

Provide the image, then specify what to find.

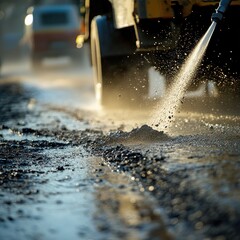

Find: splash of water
151;21;217;131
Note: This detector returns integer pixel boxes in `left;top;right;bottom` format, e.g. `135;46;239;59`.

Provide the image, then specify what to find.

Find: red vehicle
25;4;81;68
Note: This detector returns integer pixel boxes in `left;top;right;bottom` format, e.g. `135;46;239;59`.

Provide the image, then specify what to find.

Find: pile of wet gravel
104;124;170;144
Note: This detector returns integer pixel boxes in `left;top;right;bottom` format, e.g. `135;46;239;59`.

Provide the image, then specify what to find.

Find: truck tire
90;16;149;108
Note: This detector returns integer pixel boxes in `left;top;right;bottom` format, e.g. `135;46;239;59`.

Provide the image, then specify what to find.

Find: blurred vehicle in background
24;4;81;69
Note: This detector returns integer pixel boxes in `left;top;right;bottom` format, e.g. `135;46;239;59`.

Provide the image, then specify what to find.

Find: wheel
91;16;149;108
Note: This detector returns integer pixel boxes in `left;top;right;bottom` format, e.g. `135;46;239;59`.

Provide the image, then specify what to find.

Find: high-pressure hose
211;0;232;22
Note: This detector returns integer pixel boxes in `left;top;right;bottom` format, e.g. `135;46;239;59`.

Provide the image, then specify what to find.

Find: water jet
151;0;232;131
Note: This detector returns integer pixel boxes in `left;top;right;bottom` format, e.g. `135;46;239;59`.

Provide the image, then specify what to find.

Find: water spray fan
211;0;232;22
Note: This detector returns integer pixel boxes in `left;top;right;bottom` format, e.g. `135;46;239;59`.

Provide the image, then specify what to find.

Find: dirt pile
104;124;170;145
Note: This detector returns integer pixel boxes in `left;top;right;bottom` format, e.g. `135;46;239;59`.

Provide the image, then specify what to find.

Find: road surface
0;46;240;240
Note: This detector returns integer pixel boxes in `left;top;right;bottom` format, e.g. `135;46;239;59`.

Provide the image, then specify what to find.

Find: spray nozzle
211;0;232;22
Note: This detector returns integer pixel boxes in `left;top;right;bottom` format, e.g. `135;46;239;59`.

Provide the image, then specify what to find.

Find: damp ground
0;56;240;240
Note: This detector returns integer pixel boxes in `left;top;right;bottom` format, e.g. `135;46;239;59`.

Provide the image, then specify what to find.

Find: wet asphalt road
0;47;240;240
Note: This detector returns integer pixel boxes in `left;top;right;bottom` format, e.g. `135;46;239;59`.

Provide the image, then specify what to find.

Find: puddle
92;157;173;240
